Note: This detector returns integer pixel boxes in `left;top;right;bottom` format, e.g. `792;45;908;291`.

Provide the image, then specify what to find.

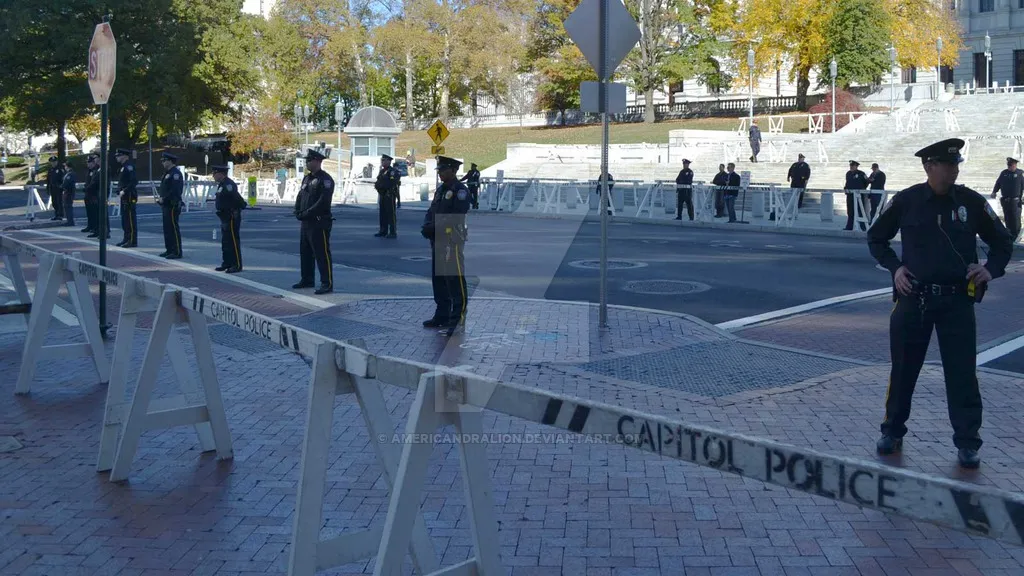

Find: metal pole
598;0;609;327
831;78;836;132
147;119;153;195
98;103;108;337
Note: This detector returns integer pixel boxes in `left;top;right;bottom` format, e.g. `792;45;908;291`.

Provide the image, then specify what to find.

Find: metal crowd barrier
1;233;1023;576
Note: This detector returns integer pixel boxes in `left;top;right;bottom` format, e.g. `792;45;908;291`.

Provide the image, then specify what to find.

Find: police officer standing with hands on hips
115;149;138;248
460;162;481;209
422;156;471;337
991;157;1023;240
60;160;76;227
787;153;811;209
157;152;184;259
675;159;694;221
46;155;66;221
374;154;400;238
843;160;869;231
292;149;335;294
212;166;246;273
867;138;1014;469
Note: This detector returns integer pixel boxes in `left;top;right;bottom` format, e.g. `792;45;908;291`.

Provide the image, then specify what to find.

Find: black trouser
469;185;479;209
845;192;868;230
85;197;97;231
1000;197;1021;239
50;187;64;219
161;203;182;255
62;188;75;225
676;189;693;220
381;192;397;236
869;192;883;221
882;292;982;450
299;219;333;287
120;198;137;245
429;239;468;325
220;212;242;269
794;185;806;209
714;189;724;216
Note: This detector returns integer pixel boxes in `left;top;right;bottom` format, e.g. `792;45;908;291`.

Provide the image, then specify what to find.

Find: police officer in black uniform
787;153;811;209
991;157;1023;240
82;154;99;235
422;156;471;336
115;149;138;247
460;162;481;209
157;152;184;259
867;162;887;222
213;166;246;273
60;161;76;227
843;160;869;231
711;164;727;217
46;156;66;221
292;149;335;294
374;154;400;238
867;138;1014;469
675;159;694;221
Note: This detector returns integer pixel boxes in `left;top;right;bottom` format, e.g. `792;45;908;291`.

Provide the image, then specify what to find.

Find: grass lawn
309;114;810;171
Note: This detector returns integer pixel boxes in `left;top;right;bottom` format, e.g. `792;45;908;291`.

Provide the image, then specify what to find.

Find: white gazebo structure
343;106;401;179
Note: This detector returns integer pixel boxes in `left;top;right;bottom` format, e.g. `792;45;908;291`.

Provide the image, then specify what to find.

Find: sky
241;0;275;17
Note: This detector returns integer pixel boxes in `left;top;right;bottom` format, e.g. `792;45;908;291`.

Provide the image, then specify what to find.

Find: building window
1016;51;1024;87
974;53;991;89
353;137;370;156
979;0;993;12
375;137;394;157
902;67;917;83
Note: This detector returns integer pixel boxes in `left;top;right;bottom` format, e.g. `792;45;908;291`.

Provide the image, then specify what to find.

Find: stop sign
88;23;116;105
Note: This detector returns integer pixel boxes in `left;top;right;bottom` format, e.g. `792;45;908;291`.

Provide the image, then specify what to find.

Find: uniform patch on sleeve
226;184;234;192
173;173;180;180
457;189;467;201
126;165;133;171
324;179;332;189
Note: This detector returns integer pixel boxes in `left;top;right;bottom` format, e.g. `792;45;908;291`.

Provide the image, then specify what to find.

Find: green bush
2;156;25;168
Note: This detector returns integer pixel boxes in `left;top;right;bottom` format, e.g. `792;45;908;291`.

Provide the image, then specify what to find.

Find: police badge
957;205;968;223
445;191;453;199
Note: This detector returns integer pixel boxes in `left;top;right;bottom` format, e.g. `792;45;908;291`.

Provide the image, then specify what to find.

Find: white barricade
281;178;302;203
1009;107;1020;130
816;140;829;164
944;109;961;132
721;142;741;164
808;114;824;134
768;116;784;134
24;185;48;221
1014;138;1023;162
5;233;1024;576
767;141;788;164
256;179;283;204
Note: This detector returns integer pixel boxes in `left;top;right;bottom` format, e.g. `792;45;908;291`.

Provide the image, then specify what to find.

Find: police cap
914;138;965;164
48;156;57;162
435;155;462;171
848;160;859;166
1007;157;1019;165
115;148;131;157
211;165;228;174
303;149;326;162
161;152;178;162
381;153;393;161
682;158;691;164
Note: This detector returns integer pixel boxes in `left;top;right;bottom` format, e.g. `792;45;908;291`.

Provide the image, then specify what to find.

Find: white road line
0;273;79;326
715;288;891;331
21;229;331;311
978;335;1024;365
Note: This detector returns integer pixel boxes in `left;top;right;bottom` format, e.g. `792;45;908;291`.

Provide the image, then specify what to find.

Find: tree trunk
796;65;811;110
644;87;655;123
56;121;67;163
440;30;451;123
405;49;414;127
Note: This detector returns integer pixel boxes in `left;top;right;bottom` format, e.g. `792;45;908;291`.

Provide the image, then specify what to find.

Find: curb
2;220;66;232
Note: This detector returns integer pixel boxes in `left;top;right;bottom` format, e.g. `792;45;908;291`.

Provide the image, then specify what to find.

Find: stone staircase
482;92;1024;218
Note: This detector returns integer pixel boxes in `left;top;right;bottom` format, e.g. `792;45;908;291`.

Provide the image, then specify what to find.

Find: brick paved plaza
2;232;1024;575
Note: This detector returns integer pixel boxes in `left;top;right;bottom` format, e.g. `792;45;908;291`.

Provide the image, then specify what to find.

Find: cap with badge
303;149;326;162
161;152;178;162
115;148;131;157
682;159;690;164
914;138;965;164
48;156;57;162
848;160;859;166
435;155;462;171
211;165;228;174
1008;157;1019;164
381;154;393;161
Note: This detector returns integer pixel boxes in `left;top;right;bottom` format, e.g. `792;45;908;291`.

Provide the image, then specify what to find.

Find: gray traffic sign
563;0;640;79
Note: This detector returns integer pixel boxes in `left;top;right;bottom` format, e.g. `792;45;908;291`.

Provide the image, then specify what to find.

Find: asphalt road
124;204;890;324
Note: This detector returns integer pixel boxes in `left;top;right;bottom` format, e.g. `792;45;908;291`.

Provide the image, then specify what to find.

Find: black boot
957;448;980;469
876;435;903;455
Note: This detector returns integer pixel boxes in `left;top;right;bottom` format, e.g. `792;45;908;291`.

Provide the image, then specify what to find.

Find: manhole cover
568;259;648;270
401;255;431;262
622;280;711;295
0;436;23;453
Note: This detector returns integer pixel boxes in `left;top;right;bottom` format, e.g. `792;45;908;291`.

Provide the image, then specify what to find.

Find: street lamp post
303;105;311;146
888;45;897;114
293;103;301;142
747;48;754;122
936;37;943;99
334;99;343;183
146;119;153;195
984;32;992;94
830;58;837;132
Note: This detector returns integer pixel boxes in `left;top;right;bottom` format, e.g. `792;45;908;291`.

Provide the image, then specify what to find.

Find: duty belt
910;280;966;296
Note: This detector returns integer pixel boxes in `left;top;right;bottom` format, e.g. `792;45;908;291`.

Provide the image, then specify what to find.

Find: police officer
675;159;694;221
787;153;811;209
374;154;400;238
82;154;98;234
115;149;138;247
460;162;481;209
292;149;335;294
46;155;66;221
843;160;869;231
157;152;184;259
867;138;1014;469
60;161;77;227
991;157;1023;240
421;156;471;336
867;162;887;221
213;166;246;273
711;164;727;217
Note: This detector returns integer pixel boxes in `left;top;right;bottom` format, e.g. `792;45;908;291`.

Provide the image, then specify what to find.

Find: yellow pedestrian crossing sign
431;145;445;155
427;119;449;146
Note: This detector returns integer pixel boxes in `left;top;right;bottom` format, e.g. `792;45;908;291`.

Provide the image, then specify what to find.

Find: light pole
303;105;311;146
293;103;301;142
888;45;897;114
830;58;837;132
984;32;992;94
334;99;343;183
936;37;943;100
747;48;755;122
146;118;153;194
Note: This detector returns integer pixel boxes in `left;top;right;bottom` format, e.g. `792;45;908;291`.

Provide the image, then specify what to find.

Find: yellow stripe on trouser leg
455;244;466;324
231;219;241;266
322;231;332;286
174;206;182;254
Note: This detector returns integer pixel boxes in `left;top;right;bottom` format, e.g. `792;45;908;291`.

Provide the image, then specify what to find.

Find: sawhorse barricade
4;233;1024;576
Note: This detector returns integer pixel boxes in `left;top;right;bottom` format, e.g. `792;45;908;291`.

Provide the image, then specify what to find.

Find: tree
528;0;596;122
885;0;964;72
228;107;295;176
67;114;101;147
817;0;891;90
